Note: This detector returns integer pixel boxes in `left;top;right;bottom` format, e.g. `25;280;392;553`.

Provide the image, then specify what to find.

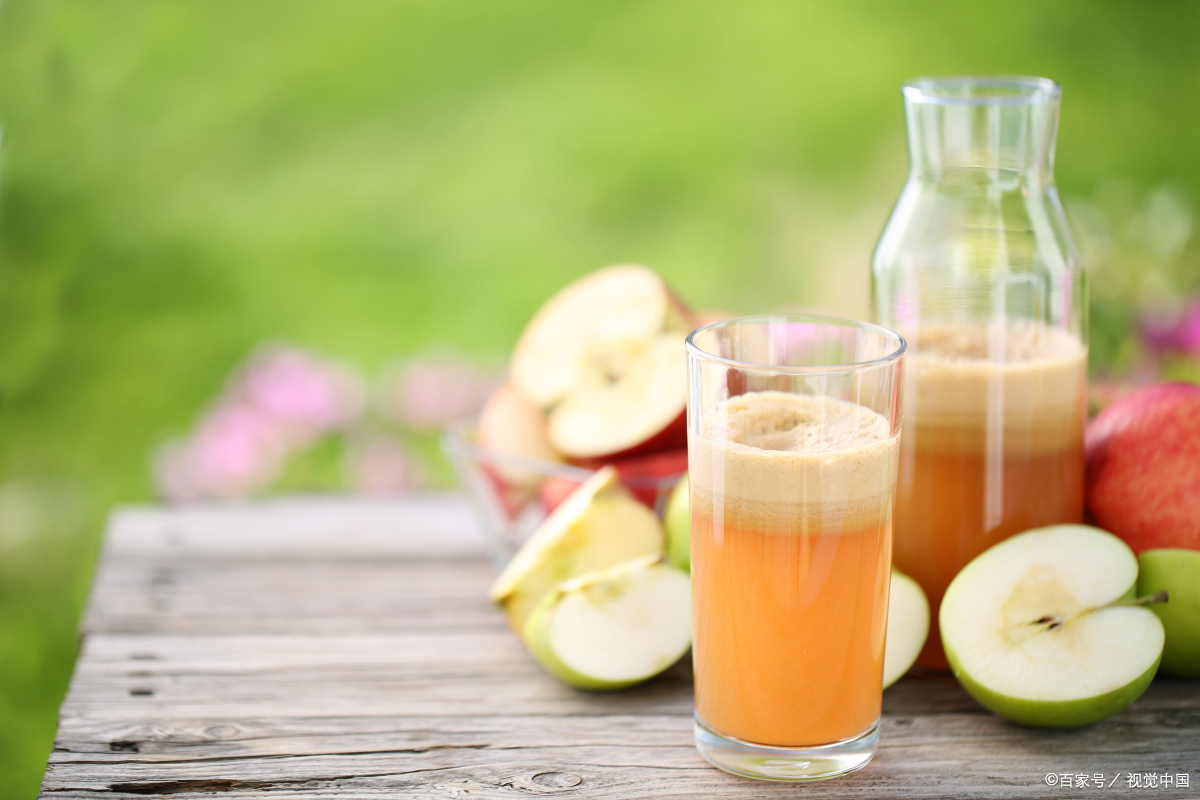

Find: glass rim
902;74;1061;106
685;313;907;375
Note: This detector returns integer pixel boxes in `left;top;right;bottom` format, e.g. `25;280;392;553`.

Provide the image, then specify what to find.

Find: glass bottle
872;76;1088;670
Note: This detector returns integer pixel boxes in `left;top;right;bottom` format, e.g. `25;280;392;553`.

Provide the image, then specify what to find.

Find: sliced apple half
884;569;929;688
477;382;562;489
547;332;687;459
523;554;692;690
510;265;690;461
511;264;691;409
489;466;664;633
941;524;1165;728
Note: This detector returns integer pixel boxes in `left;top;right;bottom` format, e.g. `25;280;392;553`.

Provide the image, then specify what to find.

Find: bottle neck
905;98;1059;187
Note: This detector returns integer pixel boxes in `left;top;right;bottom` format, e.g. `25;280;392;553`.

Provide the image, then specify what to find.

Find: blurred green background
2;1;1199;794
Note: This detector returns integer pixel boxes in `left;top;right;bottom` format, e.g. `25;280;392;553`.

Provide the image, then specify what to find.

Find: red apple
477;383;562;489
510;264;691;461
1085;382;1200;554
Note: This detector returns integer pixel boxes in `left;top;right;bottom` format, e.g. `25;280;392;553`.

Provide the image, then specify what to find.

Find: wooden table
41;496;1200;798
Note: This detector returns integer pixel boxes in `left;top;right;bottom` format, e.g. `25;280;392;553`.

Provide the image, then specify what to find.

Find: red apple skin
1085;382;1200;554
592;409;687;461
539;449;689;514
537;475;580;516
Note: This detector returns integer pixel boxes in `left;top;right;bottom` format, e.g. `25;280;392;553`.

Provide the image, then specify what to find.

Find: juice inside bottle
893;323;1087;669
690;391;898;747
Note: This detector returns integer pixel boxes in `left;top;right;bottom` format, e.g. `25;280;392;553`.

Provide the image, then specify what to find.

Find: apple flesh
509;264;691;462
489;466;664;633
884;569;929;689
1138;548;1200;678
523;554;692;690
941;524;1164;728
664;474;690;573
546;333;687;460
1086;382;1200;554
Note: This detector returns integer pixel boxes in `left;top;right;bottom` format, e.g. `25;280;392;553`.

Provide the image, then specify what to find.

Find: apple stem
1116;590;1169;608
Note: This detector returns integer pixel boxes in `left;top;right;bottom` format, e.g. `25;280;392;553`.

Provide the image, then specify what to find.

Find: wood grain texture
41;496;1200;799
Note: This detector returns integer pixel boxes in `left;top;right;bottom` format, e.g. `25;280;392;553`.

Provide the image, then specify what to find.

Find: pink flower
381;356;498;430
1141;298;1200;356
155;402;287;502
236;346;363;444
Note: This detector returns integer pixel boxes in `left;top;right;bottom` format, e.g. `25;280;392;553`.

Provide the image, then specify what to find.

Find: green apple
523;554;692;690
664;474;690;573
1138;548;1200;678
941;524;1165;728
884;569;929;689
489;465;663;633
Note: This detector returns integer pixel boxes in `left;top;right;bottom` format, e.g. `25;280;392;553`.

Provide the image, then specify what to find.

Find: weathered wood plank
41;497;1200;799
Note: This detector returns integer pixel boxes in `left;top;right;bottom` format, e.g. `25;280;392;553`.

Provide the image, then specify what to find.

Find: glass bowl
441;421;686;568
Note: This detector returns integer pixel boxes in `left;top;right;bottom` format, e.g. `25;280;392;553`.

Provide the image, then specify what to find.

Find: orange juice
690;391;898;747
894;324;1087;669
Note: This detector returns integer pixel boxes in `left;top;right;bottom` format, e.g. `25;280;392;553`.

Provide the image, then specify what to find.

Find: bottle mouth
903;75;1061;106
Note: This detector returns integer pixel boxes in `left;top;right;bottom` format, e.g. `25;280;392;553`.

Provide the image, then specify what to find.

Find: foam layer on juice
905;323;1087;453
690;391;898;532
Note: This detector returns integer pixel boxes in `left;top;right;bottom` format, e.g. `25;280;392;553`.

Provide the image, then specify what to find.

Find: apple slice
883;569;929;688
489;466;664;632
538;449;689;515
1138;548;1200;678
477;382;562;489
941;524;1165;728
664;474;690;573
523;554;692;690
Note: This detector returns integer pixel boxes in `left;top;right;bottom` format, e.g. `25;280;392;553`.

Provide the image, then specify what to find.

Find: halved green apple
1138;548;1200;678
884;569;929;689
523;554;692;690
489;466;663;632
941;524;1165;728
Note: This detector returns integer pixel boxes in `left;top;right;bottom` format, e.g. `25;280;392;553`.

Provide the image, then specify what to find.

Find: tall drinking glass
686;315;906;781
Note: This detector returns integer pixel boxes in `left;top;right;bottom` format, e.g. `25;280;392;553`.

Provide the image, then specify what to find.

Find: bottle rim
903;75;1061;106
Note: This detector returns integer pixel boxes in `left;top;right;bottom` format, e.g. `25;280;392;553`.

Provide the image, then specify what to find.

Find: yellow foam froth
904;323;1087;454
690;392;898;532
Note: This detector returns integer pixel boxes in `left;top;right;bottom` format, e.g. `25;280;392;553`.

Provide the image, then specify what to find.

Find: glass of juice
686;315;906;781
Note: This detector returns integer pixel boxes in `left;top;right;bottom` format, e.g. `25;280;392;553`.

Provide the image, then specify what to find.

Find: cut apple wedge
883;569;929;688
477;382;562;489
540;449;689;514
489;466;664;633
523;554;692;690
941;524;1165;728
